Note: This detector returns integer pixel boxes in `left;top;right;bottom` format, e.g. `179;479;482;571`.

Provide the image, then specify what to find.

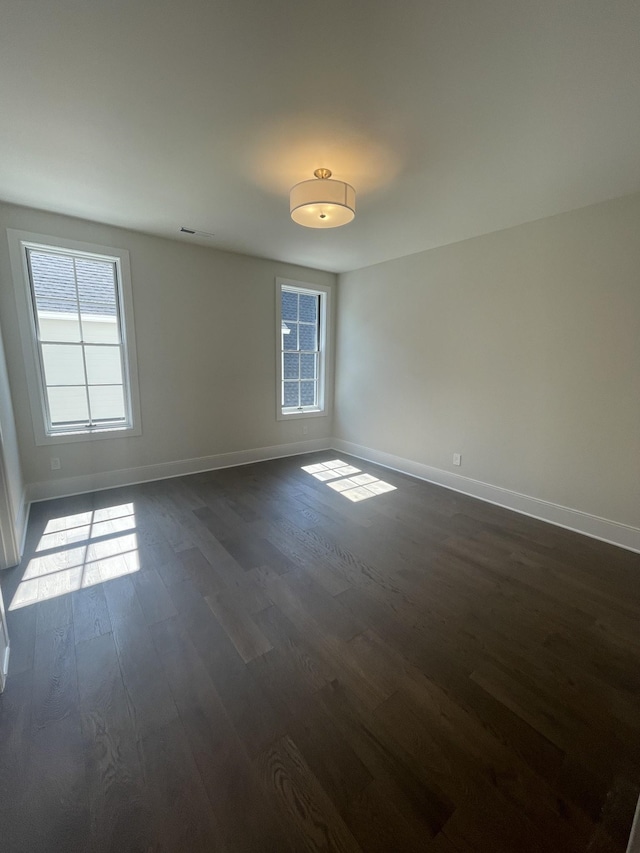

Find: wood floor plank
261;577;389;711
255;734;363;852
4;603;36;675
434;790;554;853
35;592;74;636
167;576;291;757
24;714;91;853
316;679;455;839
103;575;179;736
192;501;243;542
470;658;587;753
176;510;244;573
205;591;273;663
76;631;157;852
222;530;297;574
0;668;34;848
177;544;227;595
72;584;112;644
344;779;437;853
222;565;274;614
131;566;177;625
145;491;199;553
32;622;79;731
287;696;373;806
153;550;192;588
139;717;227;852
427;830;471;852
249;605;332;714
282;568;363;642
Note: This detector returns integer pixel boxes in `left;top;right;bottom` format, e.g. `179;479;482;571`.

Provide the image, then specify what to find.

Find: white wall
0;202;336;494
335;193;640;531
0;323;25;558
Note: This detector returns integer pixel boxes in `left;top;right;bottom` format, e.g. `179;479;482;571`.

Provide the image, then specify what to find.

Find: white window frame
276;278;330;421
7;229;142;446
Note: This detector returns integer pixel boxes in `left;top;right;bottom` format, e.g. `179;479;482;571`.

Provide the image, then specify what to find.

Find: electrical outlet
302;425;309;435
50;457;61;470
453;453;462;467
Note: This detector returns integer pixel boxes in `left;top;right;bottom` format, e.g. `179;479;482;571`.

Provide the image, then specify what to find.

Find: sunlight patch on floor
10;503;139;611
301;460;397;502
301;460;362;481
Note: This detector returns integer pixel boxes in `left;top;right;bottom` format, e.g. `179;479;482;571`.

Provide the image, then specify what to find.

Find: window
8;231;141;445
276;279;330;419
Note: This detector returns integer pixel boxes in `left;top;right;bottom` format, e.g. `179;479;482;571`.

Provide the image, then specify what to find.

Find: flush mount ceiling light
290;168;356;228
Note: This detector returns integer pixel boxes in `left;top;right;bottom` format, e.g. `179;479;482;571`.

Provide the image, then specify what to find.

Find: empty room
0;1;639;851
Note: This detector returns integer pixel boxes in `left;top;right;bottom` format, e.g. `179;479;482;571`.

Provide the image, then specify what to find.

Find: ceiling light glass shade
290;170;356;228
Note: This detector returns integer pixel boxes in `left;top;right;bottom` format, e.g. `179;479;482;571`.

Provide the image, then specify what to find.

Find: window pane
300;381;316;407
81;316;119;344
41;344;85;385
89;385;126;421
38;314;82;343
76;258;119;343
281;290;298;321
29;251;81;341
283;352;299;380
85;346;123;385
47;387;89;425
299;323;317;351
300;353;316;379
283;323;299;352
283;382;299;408
76;258;117;313
299;294;317;323
29;251;76;310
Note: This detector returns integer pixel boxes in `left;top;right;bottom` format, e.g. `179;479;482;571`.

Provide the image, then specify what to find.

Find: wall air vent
180;227;216;238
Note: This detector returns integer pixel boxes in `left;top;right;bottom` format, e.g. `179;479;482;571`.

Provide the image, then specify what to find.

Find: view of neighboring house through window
8;231;141;443
277;280;329;417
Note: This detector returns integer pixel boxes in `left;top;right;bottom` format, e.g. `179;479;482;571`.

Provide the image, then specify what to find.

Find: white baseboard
27;438;332;503
332;438;640;554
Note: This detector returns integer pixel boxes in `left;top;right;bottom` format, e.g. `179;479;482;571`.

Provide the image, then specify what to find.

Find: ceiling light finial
290;168;356;229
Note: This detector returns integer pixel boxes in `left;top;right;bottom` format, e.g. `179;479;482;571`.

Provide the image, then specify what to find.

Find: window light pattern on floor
301;460;397;502
10;503;139;611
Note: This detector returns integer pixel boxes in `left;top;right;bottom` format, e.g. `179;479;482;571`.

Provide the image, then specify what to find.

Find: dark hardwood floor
1;452;639;852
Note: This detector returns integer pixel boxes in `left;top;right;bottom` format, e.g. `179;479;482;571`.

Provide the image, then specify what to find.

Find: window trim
7;230;142;446
275;278;331;421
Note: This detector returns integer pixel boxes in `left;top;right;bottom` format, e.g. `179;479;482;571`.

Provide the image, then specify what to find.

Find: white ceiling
1;0;639;273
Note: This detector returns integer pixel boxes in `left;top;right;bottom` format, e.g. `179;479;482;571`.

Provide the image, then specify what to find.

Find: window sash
281;379;319;410
25;246;132;435
279;285;325;414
